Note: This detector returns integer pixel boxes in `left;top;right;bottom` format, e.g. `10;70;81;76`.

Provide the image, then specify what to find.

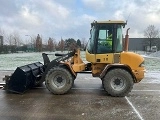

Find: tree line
0;28;87;54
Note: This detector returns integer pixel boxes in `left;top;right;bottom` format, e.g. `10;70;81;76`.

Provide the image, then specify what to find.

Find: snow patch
149;51;160;57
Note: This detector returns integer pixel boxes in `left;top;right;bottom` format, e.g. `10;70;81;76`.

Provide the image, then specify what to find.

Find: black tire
45;67;73;94
71;73;77;86
102;80;105;89
103;68;133;97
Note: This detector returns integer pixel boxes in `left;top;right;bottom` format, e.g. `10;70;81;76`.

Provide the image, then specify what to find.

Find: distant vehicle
146;46;157;52
151;46;157;52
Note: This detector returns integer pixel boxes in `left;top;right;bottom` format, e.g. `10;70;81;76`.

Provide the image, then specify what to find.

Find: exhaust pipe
124;28;130;51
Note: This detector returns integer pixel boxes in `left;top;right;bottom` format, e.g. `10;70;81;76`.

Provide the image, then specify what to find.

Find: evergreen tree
76;39;81;48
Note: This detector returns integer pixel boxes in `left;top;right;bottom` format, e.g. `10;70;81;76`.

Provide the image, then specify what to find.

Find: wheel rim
52;74;66;88
110;76;126;91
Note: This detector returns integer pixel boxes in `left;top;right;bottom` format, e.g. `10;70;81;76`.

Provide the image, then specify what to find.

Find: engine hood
120;51;144;69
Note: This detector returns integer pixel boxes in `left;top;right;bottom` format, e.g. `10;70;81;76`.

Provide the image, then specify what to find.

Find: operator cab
86;20;126;54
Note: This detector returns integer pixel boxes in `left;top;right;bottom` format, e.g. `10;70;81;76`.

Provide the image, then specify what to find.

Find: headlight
139;61;145;67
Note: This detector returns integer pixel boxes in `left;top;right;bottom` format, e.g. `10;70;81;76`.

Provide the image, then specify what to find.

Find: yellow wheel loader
3;20;145;97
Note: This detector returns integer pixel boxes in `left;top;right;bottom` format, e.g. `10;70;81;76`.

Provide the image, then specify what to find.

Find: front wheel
45;67;74;95
103;68;134;97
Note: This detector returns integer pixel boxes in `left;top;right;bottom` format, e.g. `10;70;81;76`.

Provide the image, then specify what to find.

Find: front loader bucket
5;62;44;94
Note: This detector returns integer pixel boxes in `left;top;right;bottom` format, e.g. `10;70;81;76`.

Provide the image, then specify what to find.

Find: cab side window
97;29;113;54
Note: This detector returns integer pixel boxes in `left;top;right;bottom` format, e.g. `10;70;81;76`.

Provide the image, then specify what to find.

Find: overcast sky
0;0;160;42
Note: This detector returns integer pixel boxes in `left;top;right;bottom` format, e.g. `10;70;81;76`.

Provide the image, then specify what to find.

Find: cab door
95;26;114;64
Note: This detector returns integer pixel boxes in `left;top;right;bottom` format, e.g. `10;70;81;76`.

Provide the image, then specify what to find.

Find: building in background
0;36;3;46
128;38;160;52
0;36;3;53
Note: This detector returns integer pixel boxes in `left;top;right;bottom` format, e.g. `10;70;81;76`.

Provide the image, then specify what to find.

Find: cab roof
96;20;126;24
91;20;126;27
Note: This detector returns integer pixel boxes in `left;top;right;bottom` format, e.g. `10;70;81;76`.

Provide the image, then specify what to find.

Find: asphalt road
0;71;160;120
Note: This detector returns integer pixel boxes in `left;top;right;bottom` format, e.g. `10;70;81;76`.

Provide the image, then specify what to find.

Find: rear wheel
45;67;73;94
103;68;133;97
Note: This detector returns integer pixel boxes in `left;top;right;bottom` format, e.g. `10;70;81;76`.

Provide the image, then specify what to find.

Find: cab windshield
86;26;96;53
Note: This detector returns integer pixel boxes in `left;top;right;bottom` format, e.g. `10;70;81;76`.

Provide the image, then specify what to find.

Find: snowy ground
140;51;160;72
0;51;160;72
0;51;66;70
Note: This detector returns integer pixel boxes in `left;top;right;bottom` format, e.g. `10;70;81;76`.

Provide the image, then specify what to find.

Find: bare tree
81;37;88;50
12;31;23;46
0;28;7;45
0;28;14;46
144;25;160;50
6;34;13;45
31;35;37;51
58;38;65;52
0;28;5;36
